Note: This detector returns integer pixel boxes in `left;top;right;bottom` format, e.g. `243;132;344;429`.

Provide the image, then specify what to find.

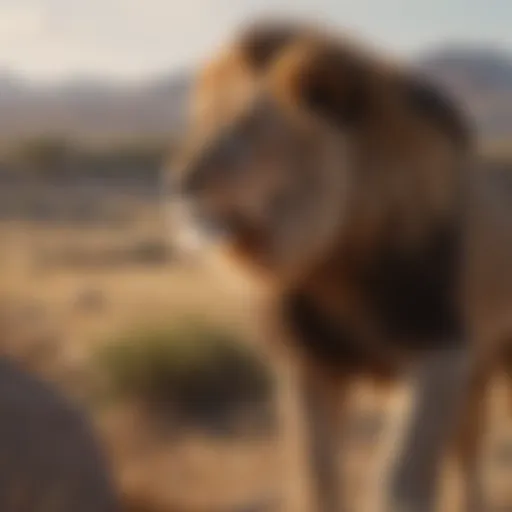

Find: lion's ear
294;46;370;127
238;21;301;71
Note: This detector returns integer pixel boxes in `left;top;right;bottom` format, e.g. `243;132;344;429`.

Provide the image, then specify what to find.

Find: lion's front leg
275;358;349;512
378;347;473;512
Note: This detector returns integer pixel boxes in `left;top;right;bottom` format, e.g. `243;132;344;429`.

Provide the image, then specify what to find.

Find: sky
1;0;512;83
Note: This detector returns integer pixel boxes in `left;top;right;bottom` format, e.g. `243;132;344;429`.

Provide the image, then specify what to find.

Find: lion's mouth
172;202;230;250
169;179;287;268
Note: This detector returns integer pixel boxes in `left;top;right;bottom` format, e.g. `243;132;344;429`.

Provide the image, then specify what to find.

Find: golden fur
170;18;512;512
178;21;467;275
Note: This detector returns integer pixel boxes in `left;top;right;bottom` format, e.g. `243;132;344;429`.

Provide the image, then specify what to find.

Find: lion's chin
172;218;234;262
168;198;231;260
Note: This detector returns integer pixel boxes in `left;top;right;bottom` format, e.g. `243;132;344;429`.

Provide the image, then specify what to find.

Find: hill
2;43;512;144
416;44;512;140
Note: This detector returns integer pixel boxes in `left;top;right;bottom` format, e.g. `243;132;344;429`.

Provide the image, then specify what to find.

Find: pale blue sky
1;0;511;83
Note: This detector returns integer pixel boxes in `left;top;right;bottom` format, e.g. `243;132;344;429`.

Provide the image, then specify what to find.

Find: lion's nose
181;164;208;195
179;147;222;196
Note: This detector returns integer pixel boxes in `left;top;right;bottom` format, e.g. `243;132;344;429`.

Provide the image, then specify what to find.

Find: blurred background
1;1;512;511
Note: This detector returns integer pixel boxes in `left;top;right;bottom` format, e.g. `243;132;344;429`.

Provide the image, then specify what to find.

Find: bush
5;136;170;180
91;319;273;426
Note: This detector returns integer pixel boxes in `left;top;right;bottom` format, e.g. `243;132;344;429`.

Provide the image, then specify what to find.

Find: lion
167;18;512;512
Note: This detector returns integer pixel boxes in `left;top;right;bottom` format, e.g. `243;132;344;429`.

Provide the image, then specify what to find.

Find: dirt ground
1;220;512;512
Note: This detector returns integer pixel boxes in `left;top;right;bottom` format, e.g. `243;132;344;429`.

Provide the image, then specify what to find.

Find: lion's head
168;20;471;286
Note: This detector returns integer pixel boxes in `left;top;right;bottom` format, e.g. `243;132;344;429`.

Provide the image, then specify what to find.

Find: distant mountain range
0;72;192;145
2;43;512;144
416;45;512;140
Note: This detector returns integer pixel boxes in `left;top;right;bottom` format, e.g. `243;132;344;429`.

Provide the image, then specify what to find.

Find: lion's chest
280;225;467;375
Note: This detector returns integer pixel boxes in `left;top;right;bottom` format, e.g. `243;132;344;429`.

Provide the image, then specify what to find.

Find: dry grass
0;219;275;511
1;219;512;511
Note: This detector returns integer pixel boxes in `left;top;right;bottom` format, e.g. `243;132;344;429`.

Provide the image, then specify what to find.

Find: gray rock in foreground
0;357;119;512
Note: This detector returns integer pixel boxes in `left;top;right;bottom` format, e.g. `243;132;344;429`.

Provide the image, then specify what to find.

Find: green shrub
91;319;273;424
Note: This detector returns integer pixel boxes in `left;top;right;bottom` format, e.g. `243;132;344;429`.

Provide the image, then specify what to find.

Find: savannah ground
1;189;512;512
